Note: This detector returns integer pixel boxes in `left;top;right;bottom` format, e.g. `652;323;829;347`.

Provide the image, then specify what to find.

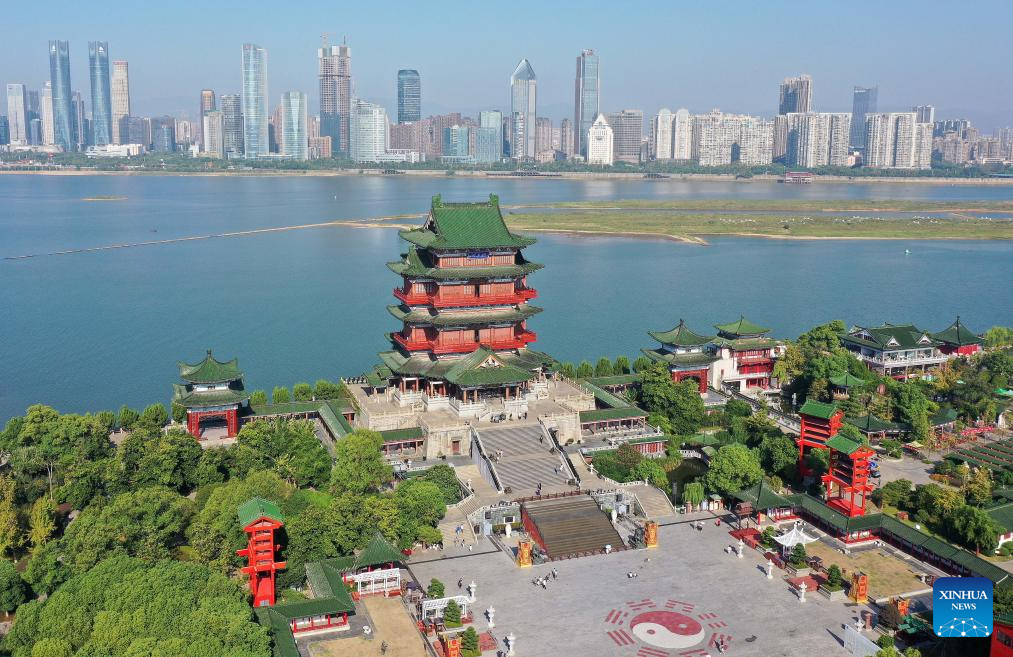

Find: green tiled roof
444;346;534;386
841;324;941;351
713;337;778;350
732;481;792;509
304;561;356;610
584;374;641;386
178;349;243;383
582;381;633;409
932;317;983;347
648;319;715;347
380;427;424;443
798;399;840;420
714;316;770;338
829;372;868;388
845;413;903;434
986;502;1013;532
930;407;959;426
388;246;543;280
352;532;405;570
579;407;648;423
400;194;537;250
387;304;543;327
172;383;250;409
377;348;552;385
826;434;869;455
641;348;719;367
238;497;284;527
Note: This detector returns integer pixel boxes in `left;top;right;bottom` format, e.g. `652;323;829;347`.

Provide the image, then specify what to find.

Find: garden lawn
803;541;930;600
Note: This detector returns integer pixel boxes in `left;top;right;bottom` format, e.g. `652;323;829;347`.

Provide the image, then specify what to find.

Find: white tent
774;522;819;555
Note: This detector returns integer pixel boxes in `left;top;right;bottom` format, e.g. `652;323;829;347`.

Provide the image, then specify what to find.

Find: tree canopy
232;419;331;489
702;444;763;496
330;430;393;496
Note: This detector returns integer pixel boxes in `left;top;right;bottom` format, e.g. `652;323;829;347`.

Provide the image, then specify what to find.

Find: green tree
758;434;798;477
94;411;116;435
117;405;140;430
427;578;445;598
615;443;643;471
632;356;652;373
614;355;631;374
444;599;462;625
872;479;913;508
789;543;807;567
271;386;291;404
0;475;20;558
138;403;169;429
314;379;344;399
293;382;314;401
0;559;26;613
963;466;993;507
249;390;268;406
639;365;704;435
984;326;1013;349
278;504;346;589
948;504;1001;553
559;362;577;379
594;357;614;377
826;564;843;588
130;428;204;493
576;361;594;378
996;580;1013;615
460;625;480;656
28;495;57;550
682;481;705;506
702;444;763;496
804;448;830;479
171;402;187;424
724;399;753;418
632;459;669;489
394;479;448;548
421;464;463;505
331;430;393;495
233;419;331;488
59;486;194;574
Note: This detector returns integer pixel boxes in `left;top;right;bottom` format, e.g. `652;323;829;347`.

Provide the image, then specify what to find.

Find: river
1;174;1011;418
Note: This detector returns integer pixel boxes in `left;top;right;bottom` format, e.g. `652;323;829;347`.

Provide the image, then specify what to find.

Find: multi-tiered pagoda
369;195;554;415
173;349;250;438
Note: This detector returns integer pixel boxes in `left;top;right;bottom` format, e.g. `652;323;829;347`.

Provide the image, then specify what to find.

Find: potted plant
786;544;810;576
819;564;847;601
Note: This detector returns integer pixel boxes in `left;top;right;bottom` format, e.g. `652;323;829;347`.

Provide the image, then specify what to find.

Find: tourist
551;568;558;580
380;641;389;655
458;578;463;590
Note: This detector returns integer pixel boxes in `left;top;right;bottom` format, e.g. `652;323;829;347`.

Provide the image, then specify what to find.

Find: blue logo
932;576;992;638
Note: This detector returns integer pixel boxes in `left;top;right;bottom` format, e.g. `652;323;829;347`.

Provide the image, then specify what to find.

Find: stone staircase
436;464;497;545
476;424;570;493
566;452;676;521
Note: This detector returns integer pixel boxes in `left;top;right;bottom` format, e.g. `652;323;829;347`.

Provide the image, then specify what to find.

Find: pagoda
641;319;718;394
173;349;250;438
822;433;875;517
796;399;844;476
713;316;779;391
371;195;555;417
237;497;286;607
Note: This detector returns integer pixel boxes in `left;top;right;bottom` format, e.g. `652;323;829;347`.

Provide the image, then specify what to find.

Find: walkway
476;425;570;493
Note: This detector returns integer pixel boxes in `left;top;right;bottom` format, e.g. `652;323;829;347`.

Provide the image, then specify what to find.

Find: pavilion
173;349;250;438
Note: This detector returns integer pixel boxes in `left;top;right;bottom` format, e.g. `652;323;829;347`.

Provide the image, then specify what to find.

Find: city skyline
2;1;1011;130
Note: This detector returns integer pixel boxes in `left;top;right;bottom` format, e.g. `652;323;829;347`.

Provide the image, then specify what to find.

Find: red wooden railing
392;331;537;354
393;287;537;307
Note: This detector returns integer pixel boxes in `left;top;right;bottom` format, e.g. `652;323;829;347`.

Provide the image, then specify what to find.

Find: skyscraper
672;109;692;160
198;88;215;148
476;110;503;163
849;86;877;151
110;61;130;144
6;84;28;144
784;113;852;167
280;91;308;161
559;117;574;158
397;69;421;124
72;91;87;149
0;116;8;146
202;110;224;158
535;117;553;154
442;125;469;158
913;105;935;124
221;94;244;158
241;44;268;158
651;108;673;160
318;40;351;155
41;82;55;145
864;112;931;169
88;41;112;146
48;40;74;151
509;59;537;160
606;109;643;163
573;49;599;158
586;114;613;166
778;74;812;115
349;98;387;163
150;116;176;152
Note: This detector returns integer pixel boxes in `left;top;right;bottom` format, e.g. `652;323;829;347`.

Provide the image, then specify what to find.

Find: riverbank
4;167;1013;186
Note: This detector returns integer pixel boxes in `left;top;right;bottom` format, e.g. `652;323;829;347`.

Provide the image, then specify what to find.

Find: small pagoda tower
797;399;844;476
373;195;555;418
641;319;717;394
822;433;875;517
237;497;287;607
713;315;778;390
173;349;250;438
932;316;984;356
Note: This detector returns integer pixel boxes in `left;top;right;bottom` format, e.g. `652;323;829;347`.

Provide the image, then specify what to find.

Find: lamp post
506;632;516;656
469;581;477;603
766;559;774;580
486;606;495;629
736;538;744;558
799;581;807;604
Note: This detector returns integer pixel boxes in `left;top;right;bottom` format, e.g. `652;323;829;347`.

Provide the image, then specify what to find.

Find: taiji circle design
630;611;705;649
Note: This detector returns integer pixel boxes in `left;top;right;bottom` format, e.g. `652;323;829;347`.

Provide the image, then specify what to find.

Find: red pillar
227;409;238;437
187;411;200;439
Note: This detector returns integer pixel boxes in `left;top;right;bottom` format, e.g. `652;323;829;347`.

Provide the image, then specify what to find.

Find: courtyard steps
566;452;676;520
476;425;570;493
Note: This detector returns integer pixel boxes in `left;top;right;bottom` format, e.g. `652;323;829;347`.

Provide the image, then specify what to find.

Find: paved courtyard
409;521;868;657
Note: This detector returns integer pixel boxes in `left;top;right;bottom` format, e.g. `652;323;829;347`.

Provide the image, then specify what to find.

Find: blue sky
3;0;1011;129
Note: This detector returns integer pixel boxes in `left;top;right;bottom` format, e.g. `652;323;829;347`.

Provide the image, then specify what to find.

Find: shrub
249;390;268;406
444;599;462;626
877;634;895;649
826;564;844;590
427;578;445;599
460;626;480;657
271;386;291;404
293;382;313;401
789;543;807;567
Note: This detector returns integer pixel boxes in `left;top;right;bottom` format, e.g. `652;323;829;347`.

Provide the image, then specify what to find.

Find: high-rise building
29;119;43;146
933;118;971;139
782;112;852;167
279;91;308;161
349;98;387;162
41;82;55;145
88;41;112;146
476;110;503;163
650;108;673;160
849;86;877;151
573;49;599;158
442;125;469;158
71;91;87;149
559;117;574;158
197;88;216;147
0;116;8;146
778;74;812;115
221;94;244;157
150;116;176;152
864;112;931;169
509;59;537;160
175;119;194;148
737;117;774;165
397;69;421;124
124;116;149;147
913;105;935;124
110;61;130;144
6;84;28;144
202;110;224;158
586;114;613;165
241;43;268;158
318;40;351;155
691;110;772;166
672;109;692;160
605;109;643;163
48;40;74;151
535;117;553;154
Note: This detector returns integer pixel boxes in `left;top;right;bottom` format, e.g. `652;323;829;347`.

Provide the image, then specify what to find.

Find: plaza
408;520;865;657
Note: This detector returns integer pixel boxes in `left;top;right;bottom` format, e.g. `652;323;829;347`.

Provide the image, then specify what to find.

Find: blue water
1;174;1011;418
